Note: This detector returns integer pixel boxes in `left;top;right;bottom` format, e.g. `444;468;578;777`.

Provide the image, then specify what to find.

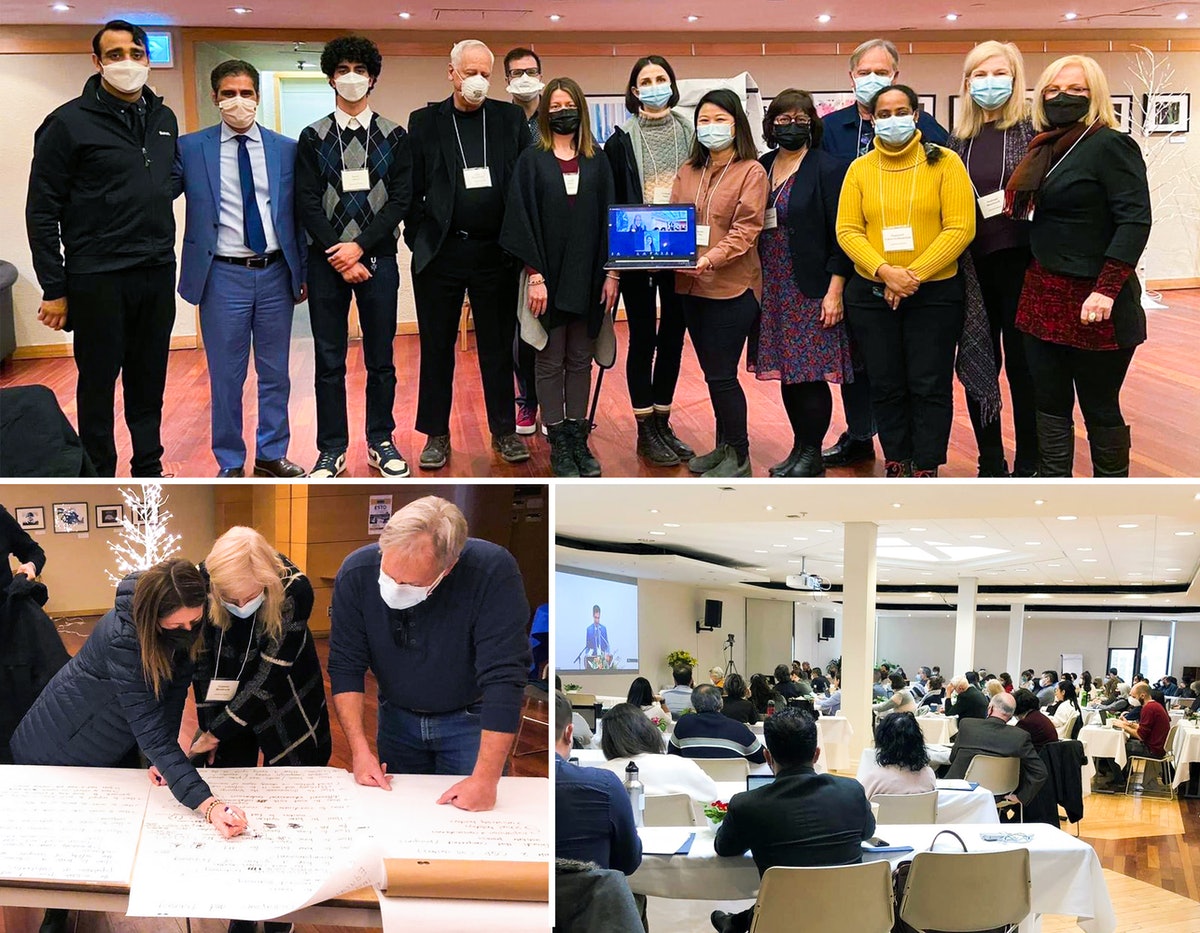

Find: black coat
1025;739;1087;827
758;148;853;298
403;97;530;274
0;576;68;763
946;684;989;720
0;385;98;477
944;715;1049;805
0;504;47;594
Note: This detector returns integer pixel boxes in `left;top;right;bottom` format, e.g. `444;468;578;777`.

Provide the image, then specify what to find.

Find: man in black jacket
946;673;989;720
404;39;532;472
945;692;1048;807
25;20;179;478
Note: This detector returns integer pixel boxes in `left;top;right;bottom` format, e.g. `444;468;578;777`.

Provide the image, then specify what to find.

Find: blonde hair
205;526;291;642
379;496;469;570
986;679;1004;698
1031;55;1116;131
954;41;1028;138
133;558;208;698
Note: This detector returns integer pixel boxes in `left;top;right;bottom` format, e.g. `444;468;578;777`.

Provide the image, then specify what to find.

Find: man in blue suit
585;604;610;659
174;60;307;478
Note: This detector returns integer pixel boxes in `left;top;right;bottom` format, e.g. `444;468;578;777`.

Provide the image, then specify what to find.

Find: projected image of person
584;604;612;668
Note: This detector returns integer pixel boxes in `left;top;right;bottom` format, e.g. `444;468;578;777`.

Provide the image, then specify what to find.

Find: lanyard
769;151;804;208
877;154;921;233
214;615;256;685
697;156;735;225
641;114;681;188
334;113;371;173
965;127;1008;198
1045;118;1097;180
452;108;488;169
857;115;873;157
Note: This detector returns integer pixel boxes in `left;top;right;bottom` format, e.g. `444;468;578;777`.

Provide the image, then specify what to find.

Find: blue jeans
376;698;483;775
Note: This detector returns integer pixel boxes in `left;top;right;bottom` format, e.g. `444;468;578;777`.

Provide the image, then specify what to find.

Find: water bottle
766;700;776;718
625;761;644;827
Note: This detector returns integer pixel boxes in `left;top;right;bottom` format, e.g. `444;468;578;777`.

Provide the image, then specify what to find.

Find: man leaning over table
327;496;531;811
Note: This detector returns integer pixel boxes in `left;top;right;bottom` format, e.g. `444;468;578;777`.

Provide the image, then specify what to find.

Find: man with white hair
944;692;1048;807
327;495;531;810
404;39;533;472
944;673;988;720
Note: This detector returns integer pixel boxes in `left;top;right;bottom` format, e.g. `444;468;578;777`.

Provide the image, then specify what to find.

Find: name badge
696;224;711;248
882;225;915;253
978;190;1005;219
763;208;779;230
463;167;492;189
652;186;672;205
563;173;580;196
205;679;239;703
341;168;371;192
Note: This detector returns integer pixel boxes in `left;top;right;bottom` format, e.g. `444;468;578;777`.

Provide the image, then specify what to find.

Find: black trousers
781;381;834;447
966;247;1039;473
306;249;399;453
622;270;688;410
412;237;518;437
845;275;964;470
1023;336;1135;429
514;331;539;409
681;288;760;460
66;264;175;477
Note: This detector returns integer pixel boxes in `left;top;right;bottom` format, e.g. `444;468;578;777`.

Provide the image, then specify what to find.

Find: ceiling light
969;534;987;540
229;5;253;12
817;13;832;22
649;509;658;514
1064;11;1078;19
1029;593;1051;599
51;2;73;10
1167;578;1179;583
788;559;803;564
772;544;788;548
765;505;776;512
1118;523;1139;529
1057;515;1077;521
909;527;927;532
648;531;666;536
1126;594;1149;599
754;549;768;554
946;13;960;21
1094;575;1107;580
1024;541;1042;545
920;571;933;576
1076;547;1093;552
1034;499;1046;506
686;14;700;21
1165;567;1183;572
398;11;412;18
1047;563;1061;567
663;522;680;528
1175;531;1195;536
1082;558;1098;563
548;13;562;21
1063;578;1075;582
891;503;902;509
1178;11;1190;20
792;536;808;541
1014;568;1029;572
819;528;833;533
1128;572;1143;576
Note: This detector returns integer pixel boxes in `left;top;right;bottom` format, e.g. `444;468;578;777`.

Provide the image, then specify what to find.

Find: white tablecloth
851;750;999;824
1078;725;1127;769
571;748;822;777
631;822;1116;933
916;714;958;744
747;715;854;771
1171;722;1200;788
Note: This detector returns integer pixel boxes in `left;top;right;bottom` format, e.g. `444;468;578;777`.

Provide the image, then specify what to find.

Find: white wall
793;604;843;671
745;597;792;676
876;614;956;675
1172;621;1200;682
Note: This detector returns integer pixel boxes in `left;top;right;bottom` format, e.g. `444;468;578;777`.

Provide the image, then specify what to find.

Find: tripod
723;634;738;679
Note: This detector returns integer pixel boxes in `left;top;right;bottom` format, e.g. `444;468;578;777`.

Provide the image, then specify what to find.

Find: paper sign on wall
368;495;393;536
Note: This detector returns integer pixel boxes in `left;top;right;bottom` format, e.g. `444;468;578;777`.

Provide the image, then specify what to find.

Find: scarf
1004;119;1102;220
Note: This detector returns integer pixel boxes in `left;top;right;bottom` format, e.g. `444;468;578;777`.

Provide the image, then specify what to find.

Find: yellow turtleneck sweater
836;130;976;283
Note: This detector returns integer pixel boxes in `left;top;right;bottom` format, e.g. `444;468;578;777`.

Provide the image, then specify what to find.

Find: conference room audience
720;673;759;724
669;685;766;763
671;88;769;477
749;674;786;714
945;692;1048;806
711;709;875;933
985;679;1005;699
918;675;945;709
594;702;719;804
626;675;671;720
774;663;802;701
709;666;725;688
662;665;695;717
1037;671;1060;706
1103;682;1169;788
1050;679;1082;735
859;711;937;800
1013;688;1059;749
872;669;892;699
816;675;842;715
945;675;989;719
1000;672;1014;693
872;672;918;716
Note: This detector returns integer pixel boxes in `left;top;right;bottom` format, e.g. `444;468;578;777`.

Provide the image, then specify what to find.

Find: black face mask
159;625;199;653
1043;92;1091;128
774;124;811;151
548;110;581;136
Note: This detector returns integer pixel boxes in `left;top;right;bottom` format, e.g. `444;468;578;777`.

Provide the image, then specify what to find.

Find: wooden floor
3;293;1197;478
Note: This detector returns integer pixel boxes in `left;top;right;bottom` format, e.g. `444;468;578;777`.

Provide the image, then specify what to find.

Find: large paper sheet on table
0;765;150;884
127;768;376;919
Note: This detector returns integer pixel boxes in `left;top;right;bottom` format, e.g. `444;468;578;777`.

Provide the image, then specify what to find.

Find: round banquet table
851;750;1000;824
748;715;854;771
915;714;957;745
571;748;819;776
1077;724;1128;769
1170;720;1200;789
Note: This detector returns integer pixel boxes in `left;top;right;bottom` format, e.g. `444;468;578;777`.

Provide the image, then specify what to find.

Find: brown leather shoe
253;457;306;478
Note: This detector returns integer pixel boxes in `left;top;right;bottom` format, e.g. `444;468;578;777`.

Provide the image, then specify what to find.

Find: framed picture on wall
811;91;857;119
1143;92;1189;133
130;504;151;526
16;506;45;531
917;95;937;122
95;504;125;529
53;502;88;534
588;95;629;146
1111;95;1134;134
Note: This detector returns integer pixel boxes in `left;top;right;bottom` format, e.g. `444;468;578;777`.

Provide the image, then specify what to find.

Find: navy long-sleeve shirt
327;538;531;734
555;754;643;875
821;102;948;165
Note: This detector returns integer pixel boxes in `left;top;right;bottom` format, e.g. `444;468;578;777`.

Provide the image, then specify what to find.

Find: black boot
1089;424;1131;477
654;409;695;459
569;420;602;478
780;444;825;477
40;910;69;933
822;430;875;467
977;450;1010;478
636;412;680;465
1036;411;1075;477
546;423;580;477
769;444;803;477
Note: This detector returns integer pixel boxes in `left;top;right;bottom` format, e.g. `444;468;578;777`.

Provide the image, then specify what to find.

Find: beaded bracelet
204;800;221;823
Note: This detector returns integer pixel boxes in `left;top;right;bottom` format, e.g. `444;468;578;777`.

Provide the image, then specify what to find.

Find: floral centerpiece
666;649;699;669
650;716;670;733
563;683;581;693
703;800;728;827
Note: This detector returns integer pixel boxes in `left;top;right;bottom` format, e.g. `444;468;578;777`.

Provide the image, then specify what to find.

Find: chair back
870;790;939;824
570;693;597;707
899;848;1031;931
642;793;697;826
750;861;893;933
963;754;1019;796
695;758;751;782
1164;722;1180;759
1057;712;1079;740
572;699;602;731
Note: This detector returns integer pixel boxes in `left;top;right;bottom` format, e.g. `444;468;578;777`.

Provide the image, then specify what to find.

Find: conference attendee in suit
297;35;412;480
818;37;949;475
712;708;875;933
945;692;1048;806
25;20;179;478
405;39;532;472
0;505;46;593
945;674;989;720
175;60;307;479
585;605;610;656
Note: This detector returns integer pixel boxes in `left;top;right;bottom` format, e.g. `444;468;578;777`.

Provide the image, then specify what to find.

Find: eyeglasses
507;67;541;78
772;115;812;127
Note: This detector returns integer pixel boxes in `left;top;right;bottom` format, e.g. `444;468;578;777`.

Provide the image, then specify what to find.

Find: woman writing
1006;55;1151;477
671;88;769;477
752;90;854;478
502;77;617;478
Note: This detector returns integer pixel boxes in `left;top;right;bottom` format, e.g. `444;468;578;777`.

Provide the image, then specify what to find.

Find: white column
1007;602;1025;678
841;522;878;764
953;576;979;676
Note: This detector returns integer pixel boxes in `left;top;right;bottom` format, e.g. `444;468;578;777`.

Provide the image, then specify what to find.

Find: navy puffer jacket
11;573;212;809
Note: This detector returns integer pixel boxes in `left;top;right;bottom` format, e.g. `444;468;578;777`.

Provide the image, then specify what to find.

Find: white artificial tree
107;483;183;585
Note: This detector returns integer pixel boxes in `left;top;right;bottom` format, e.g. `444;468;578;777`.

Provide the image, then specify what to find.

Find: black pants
622;270;688;410
306;249;399;453
66;264;175;477
966;247;1039;473
681;289;759;460
781;381;833;447
845;275;964;470
1023;336;1135;429
536;317;593;424
514;331;539;409
412;237;518;437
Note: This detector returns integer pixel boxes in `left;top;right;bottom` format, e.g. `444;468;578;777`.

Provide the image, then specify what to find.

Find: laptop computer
746;773;776;791
605;204;698;270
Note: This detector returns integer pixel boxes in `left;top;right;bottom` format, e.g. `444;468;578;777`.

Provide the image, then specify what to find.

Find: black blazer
758;148;853;299
0;505;47;594
403;96;531;274
946;684;989;720
944;715;1049;805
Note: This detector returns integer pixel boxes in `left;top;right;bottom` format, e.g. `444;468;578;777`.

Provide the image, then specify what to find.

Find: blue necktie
236;135;268;255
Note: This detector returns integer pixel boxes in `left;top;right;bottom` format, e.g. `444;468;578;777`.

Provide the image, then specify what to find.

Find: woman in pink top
858;711;937;799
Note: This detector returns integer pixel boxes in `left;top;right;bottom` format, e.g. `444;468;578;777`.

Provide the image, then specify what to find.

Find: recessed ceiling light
1165;567;1183;572
945;12;960;21
1064;11;1078;19
686;14;701;21
663;522;680;528
1057;515;1077;521
51;2;72;10
649;509;658;514
1128;572;1143;576
229;5;253;12
649;530;666;536
765;505;775;511
1094;575;1107;580
792;536;808;541
1178;11;1190;20
788;559;803;564
1047;563;1061;567
909;527;927;532
1030;593;1051;599
772;544;788;548
1014;568;1029;572
1024;541;1042;545
1117;523;1139;529
892;502;902;509
817;13;832;22
1077;547;1093;552
548;13;563;21
1175;531;1195;536
1126;593;1149;599
1063;578;1075;582
1082;558;1098;563
819;528;833;533
1167;578;1179;583
920;571;933;576
969;534;987;539
398;11;412;18
1034;499;1046;506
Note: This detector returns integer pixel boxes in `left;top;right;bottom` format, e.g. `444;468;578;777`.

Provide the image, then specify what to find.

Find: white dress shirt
334;105;374;132
217;121;280;257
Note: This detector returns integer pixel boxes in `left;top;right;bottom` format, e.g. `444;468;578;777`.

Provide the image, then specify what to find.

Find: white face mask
506;74;544;102
218;96;258;131
378;568;445;611
102;60;150;95
334;72;371;103
222;590;265;620
458;71;491;105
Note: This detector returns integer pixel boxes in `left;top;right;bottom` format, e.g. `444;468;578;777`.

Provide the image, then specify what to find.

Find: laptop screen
747;773;776;791
607;205;696;264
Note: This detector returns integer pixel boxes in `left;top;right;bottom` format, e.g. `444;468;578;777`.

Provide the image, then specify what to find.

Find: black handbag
891;830;1010;933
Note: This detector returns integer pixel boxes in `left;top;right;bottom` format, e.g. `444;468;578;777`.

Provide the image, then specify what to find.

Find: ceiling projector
786;572;829;591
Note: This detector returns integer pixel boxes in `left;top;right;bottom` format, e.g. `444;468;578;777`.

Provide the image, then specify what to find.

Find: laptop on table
605;204;698;271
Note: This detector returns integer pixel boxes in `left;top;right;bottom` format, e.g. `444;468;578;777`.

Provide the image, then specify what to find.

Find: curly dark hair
320;36;383;80
600;703;664;759
873;712;929;772
626;676;656;707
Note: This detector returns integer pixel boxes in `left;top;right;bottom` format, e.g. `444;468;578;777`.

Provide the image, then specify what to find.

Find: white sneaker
309;451;347;478
368;440;411;478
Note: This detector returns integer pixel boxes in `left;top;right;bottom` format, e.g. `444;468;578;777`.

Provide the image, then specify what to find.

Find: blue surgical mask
222;590;265;620
969;75;1014;111
638;84;673;111
874;114;917;147
697;124;734;151
854;73;893;107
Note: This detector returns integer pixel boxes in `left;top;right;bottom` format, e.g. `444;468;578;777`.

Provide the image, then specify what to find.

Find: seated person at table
662;664;695;718
709;666;725;689
985;679;1005;700
1177;680;1199;700
1158;675;1178;697
811;668;830;695
554;691;642;874
1101;682;1169;789
711;709;875;933
774;663;803;700
872;668;891;699
627;675;671;721
945;674;989;720
945;692;1048;807
593;702;719;803
1036;670;1060;707
749;672;787;716
554;675;596;747
1050;679;1082;735
816;674;842;715
1012;688;1059;749
720;673;759;724
668;685;766;764
918;675;946;710
873;672;917;717
858;711;936;799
